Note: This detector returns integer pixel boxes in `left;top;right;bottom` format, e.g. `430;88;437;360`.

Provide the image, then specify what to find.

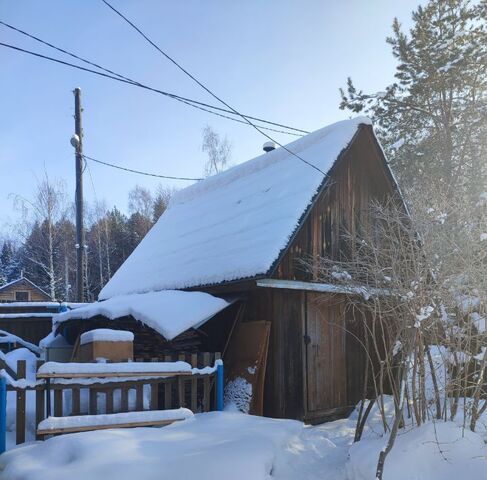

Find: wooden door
305;295;347;415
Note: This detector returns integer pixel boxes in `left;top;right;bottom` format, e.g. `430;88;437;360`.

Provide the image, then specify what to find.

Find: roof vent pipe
263;141;276;153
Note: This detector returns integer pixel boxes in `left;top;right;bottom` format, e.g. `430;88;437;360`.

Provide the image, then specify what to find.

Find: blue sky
0;1;421;234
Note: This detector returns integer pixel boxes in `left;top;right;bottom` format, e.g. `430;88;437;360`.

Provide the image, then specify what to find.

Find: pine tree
340;0;486;202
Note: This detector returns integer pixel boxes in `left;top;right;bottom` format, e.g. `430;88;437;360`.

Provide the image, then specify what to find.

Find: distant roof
100;117;373;299
0;302;87;309
0;277;51;299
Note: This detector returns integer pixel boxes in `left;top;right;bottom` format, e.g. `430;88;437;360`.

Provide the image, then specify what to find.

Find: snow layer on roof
80;329;134;345
53;290;230;340
99;117;371;299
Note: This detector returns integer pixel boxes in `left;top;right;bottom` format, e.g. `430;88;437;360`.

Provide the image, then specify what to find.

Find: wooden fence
8;352;221;445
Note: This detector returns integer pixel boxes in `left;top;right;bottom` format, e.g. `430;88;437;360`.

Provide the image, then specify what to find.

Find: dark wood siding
243;288;305;419
0;317;53;346
305;293;347;414
302;294;368;422
273;127;395;281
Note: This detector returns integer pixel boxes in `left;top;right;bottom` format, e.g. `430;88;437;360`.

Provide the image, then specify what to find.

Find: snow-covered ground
1;403;486;480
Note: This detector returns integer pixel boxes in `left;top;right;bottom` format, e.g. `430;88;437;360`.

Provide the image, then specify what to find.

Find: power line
83;154;203;181
85;158;99;204
101;0;326;176
0;41;298;137
0;21;307;136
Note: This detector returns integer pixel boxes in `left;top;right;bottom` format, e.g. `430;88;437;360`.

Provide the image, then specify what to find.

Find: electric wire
83;154;203;181
0;21;307;136
101;0;326;176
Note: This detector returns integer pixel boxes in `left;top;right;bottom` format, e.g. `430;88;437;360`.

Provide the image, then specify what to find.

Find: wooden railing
4;352;221;446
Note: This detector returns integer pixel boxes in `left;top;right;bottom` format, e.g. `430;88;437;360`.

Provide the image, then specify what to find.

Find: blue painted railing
216;361;224;411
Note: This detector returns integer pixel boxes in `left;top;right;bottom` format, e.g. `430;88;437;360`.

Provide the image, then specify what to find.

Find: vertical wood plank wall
244;289;305;420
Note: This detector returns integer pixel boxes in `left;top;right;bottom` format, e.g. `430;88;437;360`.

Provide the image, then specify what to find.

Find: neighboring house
0;277;51;303
54;117;405;423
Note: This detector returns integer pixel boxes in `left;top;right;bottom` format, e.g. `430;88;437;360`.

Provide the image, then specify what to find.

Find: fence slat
106;389;114;414
164;355;172;409
54;390;63;417
178;354;186;408
150;358;159;410
133;359;144;411
16;360;26;445
35;360;44;440
72;388;81;415
203;353;210;412
89;389;97;415
191;354;198;412
136;385;144;411
121;387;129;412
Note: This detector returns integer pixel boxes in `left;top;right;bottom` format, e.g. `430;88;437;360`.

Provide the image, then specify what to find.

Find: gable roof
0;277;51;299
99;117;375;300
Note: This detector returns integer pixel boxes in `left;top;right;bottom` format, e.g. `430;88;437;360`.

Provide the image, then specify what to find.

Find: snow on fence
1;352;222;448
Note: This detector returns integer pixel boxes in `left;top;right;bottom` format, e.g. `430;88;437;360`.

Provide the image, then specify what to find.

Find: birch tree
202;125;232;177
14;173;69;300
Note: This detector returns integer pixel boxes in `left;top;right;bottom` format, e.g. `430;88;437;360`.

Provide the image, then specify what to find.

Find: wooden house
0;277;51;303
54;118;404;423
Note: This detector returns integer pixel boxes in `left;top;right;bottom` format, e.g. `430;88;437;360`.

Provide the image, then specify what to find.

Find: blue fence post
216;361;224;411
0;376;7;454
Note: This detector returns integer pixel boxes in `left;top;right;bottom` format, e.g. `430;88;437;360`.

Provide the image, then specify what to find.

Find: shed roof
53;290;231;340
99;117;374;299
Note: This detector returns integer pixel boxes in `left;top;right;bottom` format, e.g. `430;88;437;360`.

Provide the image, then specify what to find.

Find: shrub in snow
305;186;486;478
224;377;252;413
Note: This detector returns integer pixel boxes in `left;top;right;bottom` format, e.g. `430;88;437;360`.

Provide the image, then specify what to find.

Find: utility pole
72;87;85;302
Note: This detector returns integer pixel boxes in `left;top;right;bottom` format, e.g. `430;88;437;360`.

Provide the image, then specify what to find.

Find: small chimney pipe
263;141;276;153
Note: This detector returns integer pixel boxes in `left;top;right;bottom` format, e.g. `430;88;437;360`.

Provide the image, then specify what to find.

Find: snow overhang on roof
52;290;232;341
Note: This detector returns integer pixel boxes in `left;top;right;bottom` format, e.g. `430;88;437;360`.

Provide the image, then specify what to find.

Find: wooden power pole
73;87;85;302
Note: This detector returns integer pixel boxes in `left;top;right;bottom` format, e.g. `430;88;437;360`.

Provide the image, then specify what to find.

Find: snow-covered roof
53;290;231;340
99;117;372;299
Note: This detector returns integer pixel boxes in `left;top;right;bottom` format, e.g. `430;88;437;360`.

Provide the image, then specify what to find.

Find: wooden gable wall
272;126;396;281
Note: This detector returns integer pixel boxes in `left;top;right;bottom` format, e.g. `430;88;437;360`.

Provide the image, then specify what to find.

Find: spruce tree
340;0;486;202
0;240;20;284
